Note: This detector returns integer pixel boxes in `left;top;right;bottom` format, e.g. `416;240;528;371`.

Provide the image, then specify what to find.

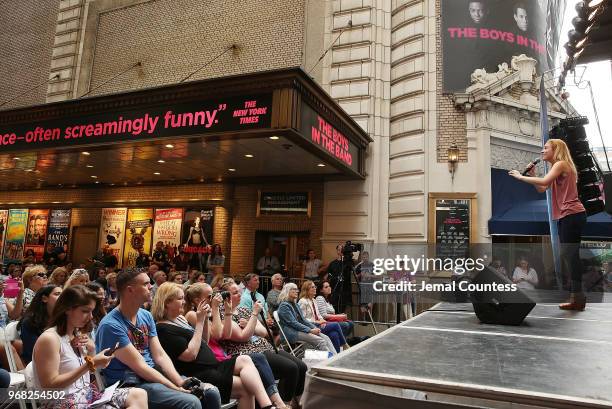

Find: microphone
521;158;540;176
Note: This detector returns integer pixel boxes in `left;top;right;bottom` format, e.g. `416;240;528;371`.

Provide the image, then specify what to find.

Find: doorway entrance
253;231;310;279
70;226;99;268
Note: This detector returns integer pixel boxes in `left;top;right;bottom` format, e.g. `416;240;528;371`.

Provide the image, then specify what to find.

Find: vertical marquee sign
299;102;361;175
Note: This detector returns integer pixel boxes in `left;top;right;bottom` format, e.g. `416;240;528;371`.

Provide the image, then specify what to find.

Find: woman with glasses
19;264;49;311
33;285;148;409
297;281;349;353
277;283;336;355
17;285;63;364
153;282;284;409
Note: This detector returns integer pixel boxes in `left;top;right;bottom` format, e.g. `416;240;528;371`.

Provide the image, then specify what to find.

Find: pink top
208;338;231;362
550;169;585;220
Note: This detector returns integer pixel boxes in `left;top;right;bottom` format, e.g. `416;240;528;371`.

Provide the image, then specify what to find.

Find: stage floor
308;302;612;409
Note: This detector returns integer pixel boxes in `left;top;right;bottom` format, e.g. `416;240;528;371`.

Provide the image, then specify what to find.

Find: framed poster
257;191;311;217
24;209;50;262
0;210;8;261
4;209;28;264
123;208;154;268
99;208;128;268
428;193;478;260
152;208;184;259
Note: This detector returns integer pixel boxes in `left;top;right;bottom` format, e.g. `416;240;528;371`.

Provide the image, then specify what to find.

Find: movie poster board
123;208;154;268
152;208;183;260
182;209;214;270
24;209;50;262
3;209;28;264
0;210;8;261
46;209;72;253
99;208;128;268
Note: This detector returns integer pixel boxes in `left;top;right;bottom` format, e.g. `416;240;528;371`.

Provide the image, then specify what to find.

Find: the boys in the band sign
310;115;353;166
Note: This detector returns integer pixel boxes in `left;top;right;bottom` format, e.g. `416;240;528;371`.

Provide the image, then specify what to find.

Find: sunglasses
37;273;48;278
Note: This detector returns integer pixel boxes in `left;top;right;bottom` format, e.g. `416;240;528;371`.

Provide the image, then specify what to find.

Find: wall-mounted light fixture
447;142;459;181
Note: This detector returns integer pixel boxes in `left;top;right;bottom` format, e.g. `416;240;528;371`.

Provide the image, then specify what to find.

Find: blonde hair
49;267;68;286
64;269;90;289
277;282;298;303
184;283;210;313
214;276;233;291
22;265;47;288
151;282;184;321
547;139;577;175
106;272;117;287
299;280;315;300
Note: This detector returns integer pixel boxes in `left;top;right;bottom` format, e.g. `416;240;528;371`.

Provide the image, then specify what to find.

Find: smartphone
105;342;120;356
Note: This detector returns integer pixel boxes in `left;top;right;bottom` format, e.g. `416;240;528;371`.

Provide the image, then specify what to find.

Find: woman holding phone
32;285;147;409
509;139;587;310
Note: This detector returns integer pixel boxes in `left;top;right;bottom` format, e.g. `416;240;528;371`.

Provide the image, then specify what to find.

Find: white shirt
512;267;538;290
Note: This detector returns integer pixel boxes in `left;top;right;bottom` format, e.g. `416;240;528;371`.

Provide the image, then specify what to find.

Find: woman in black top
152;282;282;409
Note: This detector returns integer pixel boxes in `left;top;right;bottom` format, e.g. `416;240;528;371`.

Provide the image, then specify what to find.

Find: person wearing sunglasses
96;269;221;409
15;265;49;314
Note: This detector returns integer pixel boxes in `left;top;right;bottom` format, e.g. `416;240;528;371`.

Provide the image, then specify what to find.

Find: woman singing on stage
509;139;587;311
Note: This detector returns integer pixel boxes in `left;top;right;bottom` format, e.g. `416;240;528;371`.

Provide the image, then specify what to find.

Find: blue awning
488;168;612;238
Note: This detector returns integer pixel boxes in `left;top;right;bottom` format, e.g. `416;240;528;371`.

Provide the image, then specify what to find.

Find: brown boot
559;293;586;311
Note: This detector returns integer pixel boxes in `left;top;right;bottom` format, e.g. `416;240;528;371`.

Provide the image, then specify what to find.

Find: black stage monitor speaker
604;172;612;215
470;267;536;326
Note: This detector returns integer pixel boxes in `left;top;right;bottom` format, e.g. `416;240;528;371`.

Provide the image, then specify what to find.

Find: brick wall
87;0;305;96
435;0;467;163
0;0;59;109
230;182;324;277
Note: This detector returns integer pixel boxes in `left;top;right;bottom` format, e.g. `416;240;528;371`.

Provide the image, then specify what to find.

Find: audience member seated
154;282;283;409
95;269;221;409
276;283;336;355
239;274;273;327
512;257;539;290
33;285;147;409
265;274;284;316
18;285;63;364
191;272;208;285
206;245;225;276
315;280;354;338
20;264;49;311
3;263;23;298
216;281;306;407
169;271;186;285
210;268;225;291
49;267;68;287
298;281;348;353
106;272;119;308
184;282;289;408
86;282;108;336
64;268;90;288
489;259;508;279
151;270;167;300
0;279;27;371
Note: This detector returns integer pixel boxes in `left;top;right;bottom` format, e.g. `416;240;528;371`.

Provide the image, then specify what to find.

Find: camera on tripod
342;240;363;262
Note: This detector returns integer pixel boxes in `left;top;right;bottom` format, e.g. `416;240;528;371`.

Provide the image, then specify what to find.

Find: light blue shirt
239;289;268;317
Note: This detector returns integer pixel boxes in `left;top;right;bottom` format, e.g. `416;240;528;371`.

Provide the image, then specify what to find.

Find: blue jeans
124;373;221;409
338;320;354;337
319;322;346;352
248;352;279;396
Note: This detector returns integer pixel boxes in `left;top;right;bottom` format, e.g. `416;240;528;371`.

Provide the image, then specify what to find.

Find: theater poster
123;208;153;268
47;209;72;253
442;0;563;91
99;208;128;267
153;208;183;259
3;209;28;264
24;209;50;262
0;210;8;261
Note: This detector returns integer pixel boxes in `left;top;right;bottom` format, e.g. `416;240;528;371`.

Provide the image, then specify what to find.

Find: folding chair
221;399;238;409
0;324;27;409
272;311;305;358
24;362;39;409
